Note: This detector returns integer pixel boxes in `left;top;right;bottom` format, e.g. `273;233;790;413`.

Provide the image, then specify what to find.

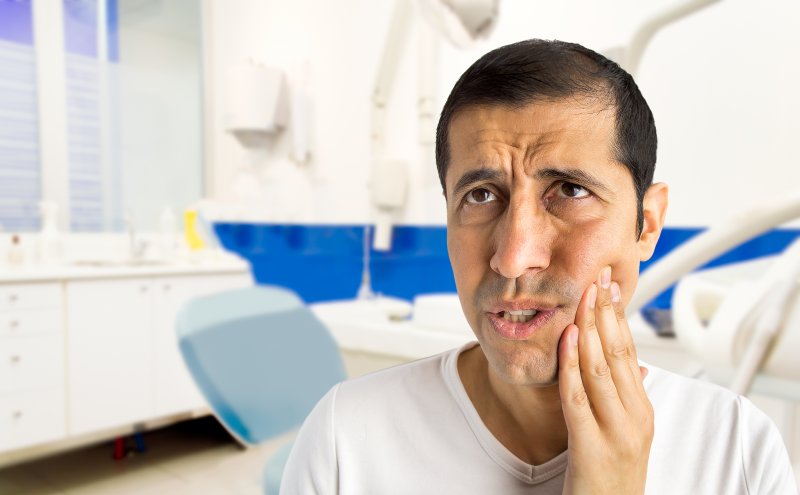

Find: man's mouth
485;305;560;340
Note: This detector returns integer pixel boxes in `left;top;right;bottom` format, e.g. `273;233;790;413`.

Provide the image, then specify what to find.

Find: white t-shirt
280;342;797;494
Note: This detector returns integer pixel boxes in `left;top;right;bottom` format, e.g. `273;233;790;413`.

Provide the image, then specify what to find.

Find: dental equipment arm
629;192;800;314
619;0;721;76
371;1;414;167
370;0;499;251
728;237;800;395
370;1;415;252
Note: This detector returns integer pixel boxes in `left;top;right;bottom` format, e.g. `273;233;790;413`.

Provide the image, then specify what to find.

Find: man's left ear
637;183;669;262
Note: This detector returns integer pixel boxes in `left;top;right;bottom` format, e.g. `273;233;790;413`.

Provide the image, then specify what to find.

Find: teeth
502;310;538;323
507;309;538;316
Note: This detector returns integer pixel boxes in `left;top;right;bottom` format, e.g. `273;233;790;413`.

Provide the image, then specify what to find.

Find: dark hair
435;39;657;236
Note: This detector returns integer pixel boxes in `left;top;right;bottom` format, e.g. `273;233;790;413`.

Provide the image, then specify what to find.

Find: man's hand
558;266;654;495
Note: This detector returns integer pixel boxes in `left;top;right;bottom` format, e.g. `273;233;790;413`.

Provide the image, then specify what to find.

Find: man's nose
489;205;553;280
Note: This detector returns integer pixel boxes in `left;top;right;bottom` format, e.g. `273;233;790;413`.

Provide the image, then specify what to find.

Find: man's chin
481;344;560;387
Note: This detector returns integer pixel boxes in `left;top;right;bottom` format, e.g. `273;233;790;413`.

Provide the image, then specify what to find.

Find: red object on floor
113;437;126;460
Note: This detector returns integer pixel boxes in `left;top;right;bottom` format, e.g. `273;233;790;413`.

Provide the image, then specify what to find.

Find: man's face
445;98;654;386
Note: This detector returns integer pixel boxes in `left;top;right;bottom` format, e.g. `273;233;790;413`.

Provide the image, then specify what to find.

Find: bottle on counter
183;209;205;251
37;201;63;264
159;206;177;260
8;234;25;267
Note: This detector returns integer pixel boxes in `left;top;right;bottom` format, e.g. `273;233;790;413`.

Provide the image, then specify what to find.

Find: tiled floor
0;417;290;495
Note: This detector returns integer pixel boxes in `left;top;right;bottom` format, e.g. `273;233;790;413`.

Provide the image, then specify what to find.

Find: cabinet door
152;277;205;416
67;278;154;435
153;272;252;416
0;388;66;451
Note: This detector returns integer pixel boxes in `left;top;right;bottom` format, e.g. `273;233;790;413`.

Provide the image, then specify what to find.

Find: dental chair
176;285;347;494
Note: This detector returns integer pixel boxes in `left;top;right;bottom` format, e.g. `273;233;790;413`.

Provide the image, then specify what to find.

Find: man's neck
457;345;568;466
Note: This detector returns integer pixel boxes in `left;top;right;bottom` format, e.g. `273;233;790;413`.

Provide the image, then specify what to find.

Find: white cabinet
67;278;155;435
0;335;64;393
152;273;251;416
66;272;252;435
0;266;253;461
0;388;66;451
0;284;61;313
153;277;204;417
0;282;65;452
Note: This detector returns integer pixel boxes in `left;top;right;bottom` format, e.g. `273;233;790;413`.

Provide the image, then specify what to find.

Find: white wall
205;0;800;228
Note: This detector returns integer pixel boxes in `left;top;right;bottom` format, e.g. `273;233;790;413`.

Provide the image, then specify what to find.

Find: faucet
124;216;148;261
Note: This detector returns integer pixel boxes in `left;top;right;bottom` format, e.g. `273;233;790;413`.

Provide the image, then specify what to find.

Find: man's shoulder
645;362;740;410
643;362;757;441
642;365;796;492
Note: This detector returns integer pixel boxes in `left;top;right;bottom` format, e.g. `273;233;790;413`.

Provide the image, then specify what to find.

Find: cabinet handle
163;284;171;292
10;355;20;364
9;320;19;330
12;410;22;420
8;294;18;304
140;286;149;293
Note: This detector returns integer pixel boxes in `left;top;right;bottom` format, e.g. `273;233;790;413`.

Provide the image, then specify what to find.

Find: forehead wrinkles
470;131;573;187
447;101;617;190
470;128;560;172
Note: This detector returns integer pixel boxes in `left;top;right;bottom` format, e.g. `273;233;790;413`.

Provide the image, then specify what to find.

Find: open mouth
499;309;538;323
487;308;557;340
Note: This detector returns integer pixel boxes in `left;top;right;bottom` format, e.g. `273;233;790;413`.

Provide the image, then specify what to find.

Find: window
0;0;203;234
64;0;109;231
0;0;42;232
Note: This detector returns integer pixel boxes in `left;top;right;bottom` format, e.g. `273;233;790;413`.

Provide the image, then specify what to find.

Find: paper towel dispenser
225;62;288;137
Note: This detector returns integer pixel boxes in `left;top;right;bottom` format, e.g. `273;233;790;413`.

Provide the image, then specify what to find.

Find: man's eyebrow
535;168;614;196
452;168;503;198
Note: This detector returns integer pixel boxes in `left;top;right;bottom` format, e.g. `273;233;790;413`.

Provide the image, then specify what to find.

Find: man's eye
465;187;497;204
558;182;590;199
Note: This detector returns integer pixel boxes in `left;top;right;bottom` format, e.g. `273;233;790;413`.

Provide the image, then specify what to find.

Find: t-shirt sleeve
279;383;341;495
739;396;798;494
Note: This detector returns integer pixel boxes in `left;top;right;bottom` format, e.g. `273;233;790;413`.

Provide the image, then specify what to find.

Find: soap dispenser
38;201;63;264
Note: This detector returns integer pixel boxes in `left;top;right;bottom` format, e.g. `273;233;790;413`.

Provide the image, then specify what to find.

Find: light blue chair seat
176;285;347;494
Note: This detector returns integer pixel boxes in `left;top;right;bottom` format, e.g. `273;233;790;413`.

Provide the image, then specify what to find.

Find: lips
486;308;557;340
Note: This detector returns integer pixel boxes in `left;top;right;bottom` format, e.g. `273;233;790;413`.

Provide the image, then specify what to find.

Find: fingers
592;267;647;407
558;324;596;434
573;281;625;425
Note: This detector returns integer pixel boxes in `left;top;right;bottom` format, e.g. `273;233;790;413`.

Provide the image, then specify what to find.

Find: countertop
0;252;250;283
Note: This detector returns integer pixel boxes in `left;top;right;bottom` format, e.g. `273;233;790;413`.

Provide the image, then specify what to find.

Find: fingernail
600;266;611;289
610;282;621;303
587;283;597;309
569;327;578;348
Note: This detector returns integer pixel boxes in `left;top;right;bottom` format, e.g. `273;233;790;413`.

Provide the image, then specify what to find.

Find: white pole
32;0;70;231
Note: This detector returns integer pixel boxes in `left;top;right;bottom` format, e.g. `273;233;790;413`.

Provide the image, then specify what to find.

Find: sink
70;259;169;268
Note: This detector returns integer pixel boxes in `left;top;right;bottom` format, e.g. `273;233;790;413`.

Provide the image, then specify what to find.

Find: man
280;39;797;494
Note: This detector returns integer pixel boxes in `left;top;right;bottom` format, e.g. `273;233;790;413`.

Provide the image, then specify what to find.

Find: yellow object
184;209;205;250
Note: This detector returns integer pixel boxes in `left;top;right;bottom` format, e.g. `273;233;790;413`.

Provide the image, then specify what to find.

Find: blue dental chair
176;285;347;494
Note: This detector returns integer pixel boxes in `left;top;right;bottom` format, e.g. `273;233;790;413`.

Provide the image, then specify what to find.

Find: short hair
435;39;657;236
